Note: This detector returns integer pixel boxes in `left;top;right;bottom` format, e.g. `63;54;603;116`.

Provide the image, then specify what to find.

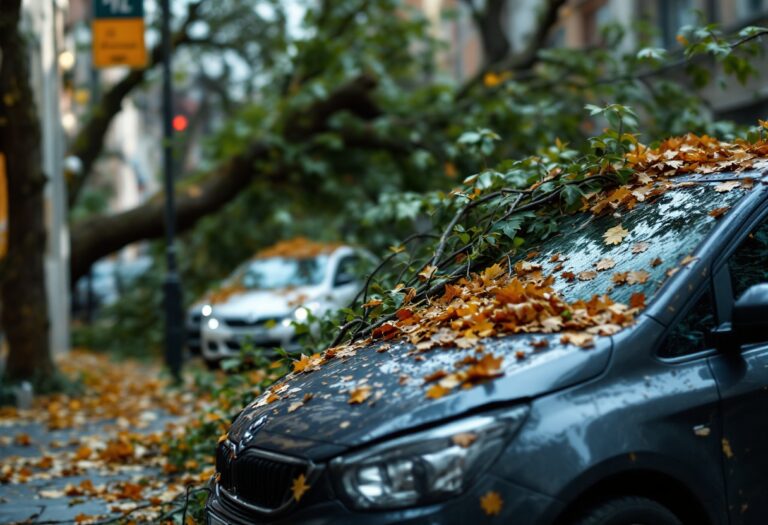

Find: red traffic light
172;114;188;132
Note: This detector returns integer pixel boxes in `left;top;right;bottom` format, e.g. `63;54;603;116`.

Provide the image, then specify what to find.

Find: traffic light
172;114;188;132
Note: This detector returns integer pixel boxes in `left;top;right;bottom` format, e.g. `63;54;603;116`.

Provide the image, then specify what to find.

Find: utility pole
161;0;184;380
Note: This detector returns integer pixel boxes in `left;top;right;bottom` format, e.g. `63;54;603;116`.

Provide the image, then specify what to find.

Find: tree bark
457;0;568;98
461;0;510;65
0;0;55;382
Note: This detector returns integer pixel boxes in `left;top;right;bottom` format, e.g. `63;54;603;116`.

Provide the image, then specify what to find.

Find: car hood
210;285;325;318
228;332;612;460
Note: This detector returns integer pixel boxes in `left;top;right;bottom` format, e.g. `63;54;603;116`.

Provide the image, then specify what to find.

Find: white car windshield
237;256;329;290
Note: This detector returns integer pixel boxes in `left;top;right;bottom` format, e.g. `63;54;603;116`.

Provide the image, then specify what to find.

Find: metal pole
161;0;183;381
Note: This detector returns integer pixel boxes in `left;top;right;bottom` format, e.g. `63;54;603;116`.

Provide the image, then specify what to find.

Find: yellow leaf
348;385;372;404
480;490;504;516
291;473;311;502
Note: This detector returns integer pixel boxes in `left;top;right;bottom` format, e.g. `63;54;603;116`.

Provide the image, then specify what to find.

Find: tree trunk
0;0;55;383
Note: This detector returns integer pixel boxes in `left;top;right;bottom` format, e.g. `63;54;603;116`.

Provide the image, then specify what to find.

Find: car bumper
201;323;299;361
205;474;560;525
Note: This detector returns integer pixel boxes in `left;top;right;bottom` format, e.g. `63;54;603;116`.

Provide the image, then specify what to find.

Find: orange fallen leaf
291;473;311;501
708;206;729;219
426;384;450;399
480;490;504;516
348;385;372;404
578;270;597;281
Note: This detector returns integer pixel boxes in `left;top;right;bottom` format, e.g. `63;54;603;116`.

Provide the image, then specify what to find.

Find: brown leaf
595;258;616;271
626;270;650;285
629;292;646;309
631;242;649;254
578;270;597;281
708;206;730;219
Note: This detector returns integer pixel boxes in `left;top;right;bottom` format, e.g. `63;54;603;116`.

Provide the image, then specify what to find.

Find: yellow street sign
92;18;147;69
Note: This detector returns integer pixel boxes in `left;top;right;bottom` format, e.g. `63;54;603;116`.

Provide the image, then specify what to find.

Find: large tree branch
70;142;273;282
457;0;567;98
66;1;204;207
69;75;381;282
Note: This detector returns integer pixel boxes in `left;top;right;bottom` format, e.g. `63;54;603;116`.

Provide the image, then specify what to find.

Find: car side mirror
732;283;768;345
708;283;768;352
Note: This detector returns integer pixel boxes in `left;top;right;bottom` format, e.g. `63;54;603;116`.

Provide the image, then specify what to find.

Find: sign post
92;0;147;69
160;0;184;381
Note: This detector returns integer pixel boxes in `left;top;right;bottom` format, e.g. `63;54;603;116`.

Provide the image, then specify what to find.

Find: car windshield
236;256;329;290
519;183;747;304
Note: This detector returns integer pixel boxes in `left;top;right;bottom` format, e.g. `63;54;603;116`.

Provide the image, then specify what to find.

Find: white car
199;245;365;366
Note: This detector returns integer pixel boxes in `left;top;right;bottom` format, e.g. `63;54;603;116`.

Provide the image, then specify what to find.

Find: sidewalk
0;351;211;524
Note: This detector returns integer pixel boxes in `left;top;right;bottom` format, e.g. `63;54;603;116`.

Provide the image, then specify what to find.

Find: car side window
334;255;360;286
728;216;768;299
659;287;716;358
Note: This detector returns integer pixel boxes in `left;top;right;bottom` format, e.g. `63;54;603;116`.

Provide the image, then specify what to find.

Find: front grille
224;317;281;328
216;442;234;489
216;443;309;511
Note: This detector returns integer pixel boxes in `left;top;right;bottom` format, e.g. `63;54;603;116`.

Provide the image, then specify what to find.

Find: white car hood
211;284;325;319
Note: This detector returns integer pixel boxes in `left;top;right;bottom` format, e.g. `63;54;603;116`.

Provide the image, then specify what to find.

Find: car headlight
330;405;529;509
292;301;321;322
201;304;212;317
293;306;309;322
207;317;220;330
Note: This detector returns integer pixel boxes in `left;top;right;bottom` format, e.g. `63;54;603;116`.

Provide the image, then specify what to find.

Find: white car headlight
292;301;321;323
292;306;309;322
207;317;220;330
201;304;212;317
330;405;529;509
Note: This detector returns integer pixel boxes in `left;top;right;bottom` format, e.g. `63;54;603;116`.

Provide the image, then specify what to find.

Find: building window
658;0;695;48
582;0;611;47
738;0;767;20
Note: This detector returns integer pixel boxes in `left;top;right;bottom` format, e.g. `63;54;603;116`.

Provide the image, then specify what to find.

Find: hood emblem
237;414;268;453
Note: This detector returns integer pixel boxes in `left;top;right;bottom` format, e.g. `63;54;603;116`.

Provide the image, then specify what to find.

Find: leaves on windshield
714;180;740;193
603;224;629;245
708;206;730;219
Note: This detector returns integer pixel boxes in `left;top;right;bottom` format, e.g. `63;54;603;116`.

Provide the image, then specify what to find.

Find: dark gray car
206;169;768;525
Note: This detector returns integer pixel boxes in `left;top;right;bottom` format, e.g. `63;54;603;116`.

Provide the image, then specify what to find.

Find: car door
708;210;768;524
